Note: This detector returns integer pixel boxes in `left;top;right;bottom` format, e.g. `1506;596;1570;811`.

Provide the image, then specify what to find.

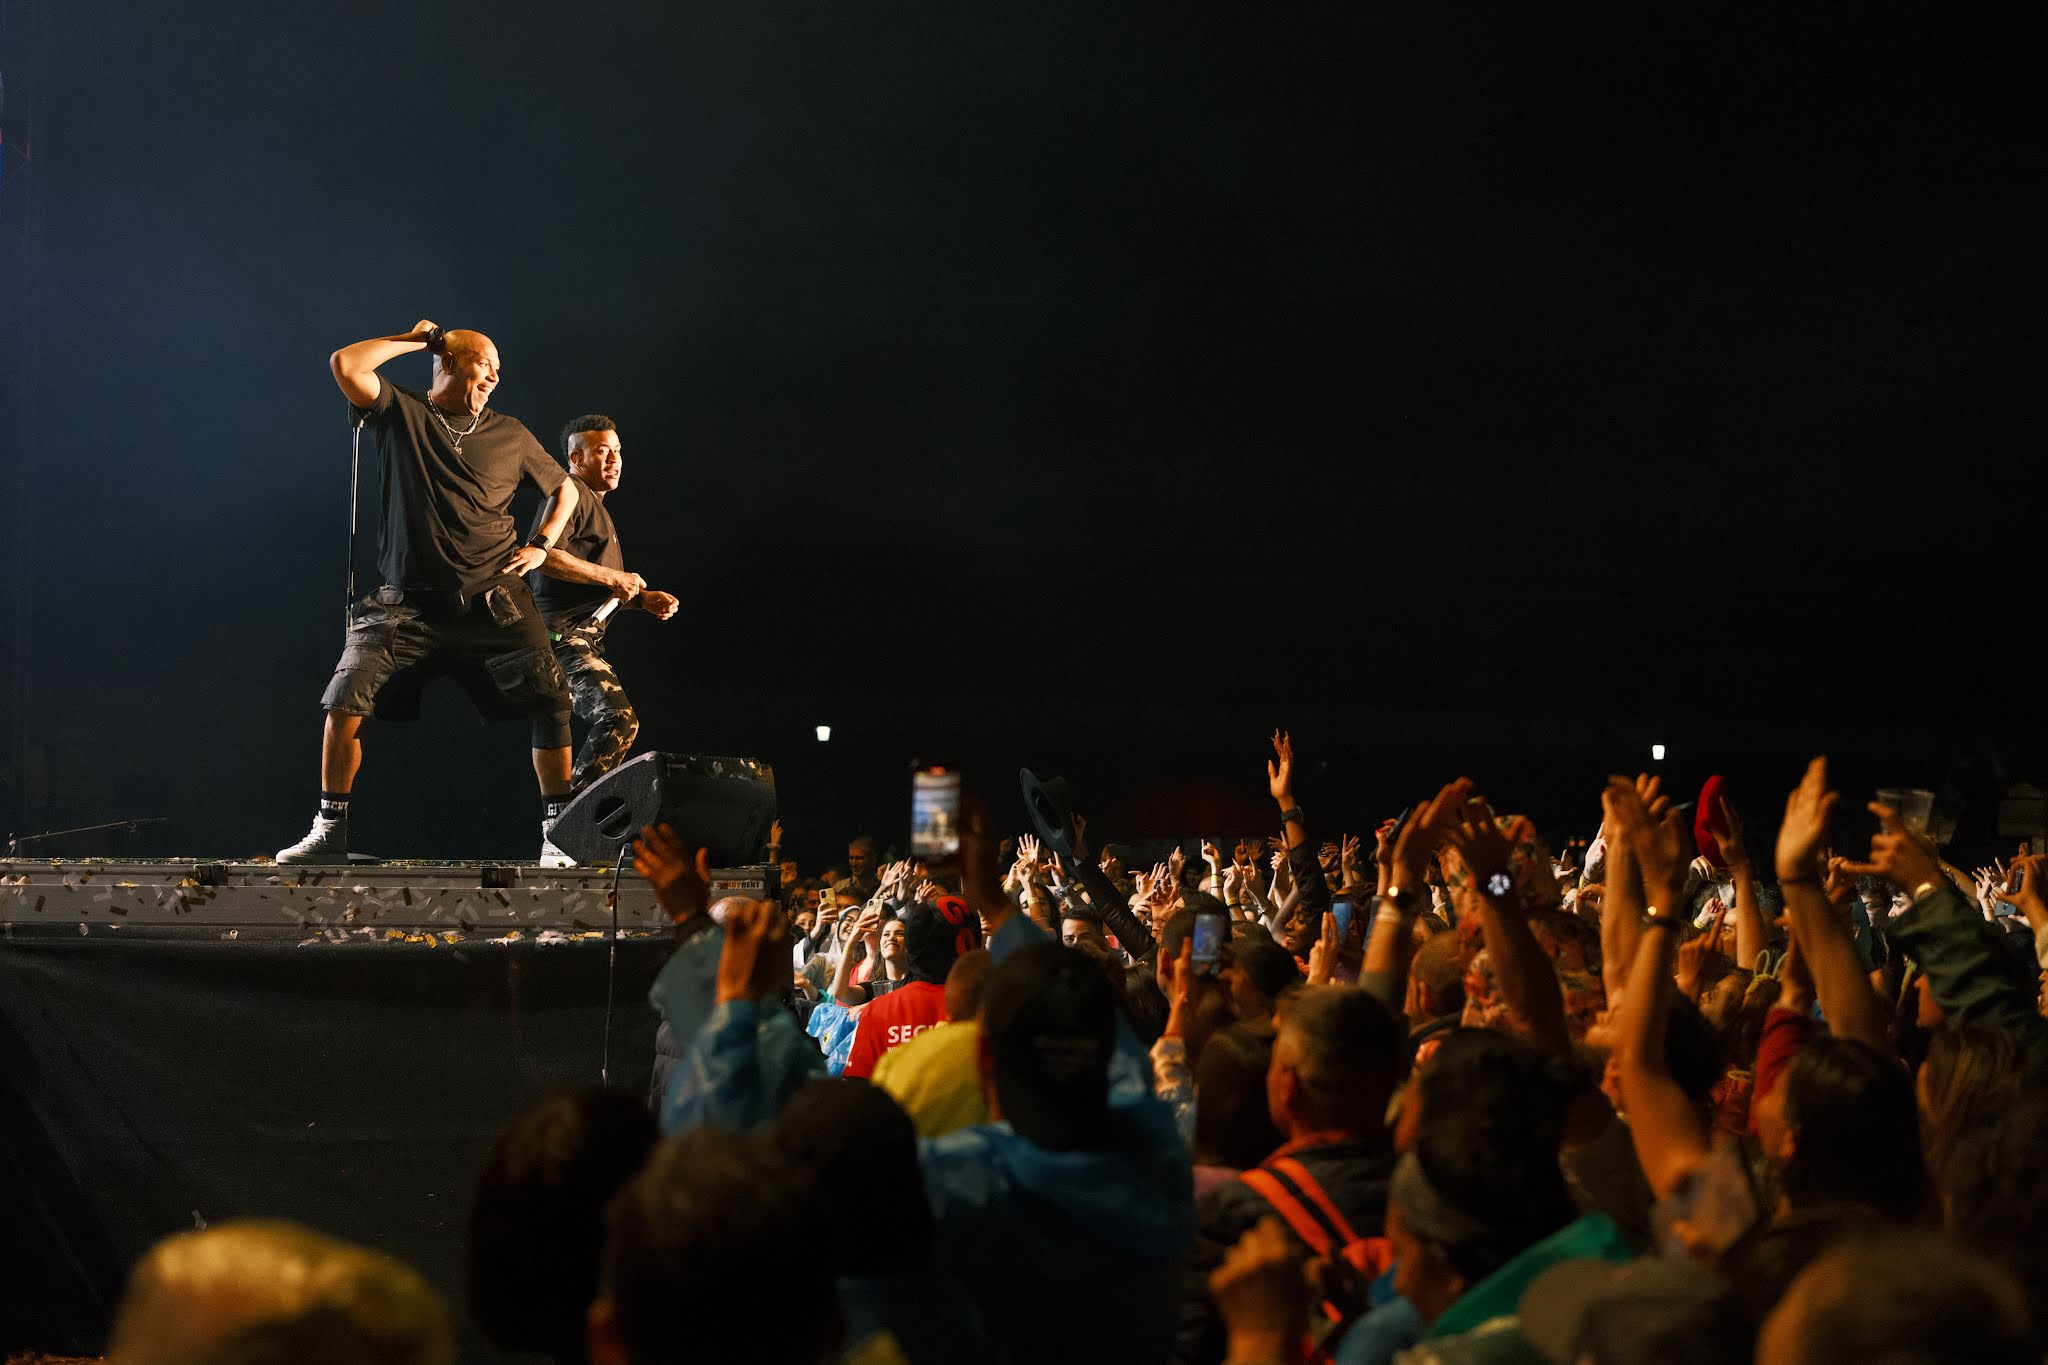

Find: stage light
815;725;831;742
1651;743;1666;761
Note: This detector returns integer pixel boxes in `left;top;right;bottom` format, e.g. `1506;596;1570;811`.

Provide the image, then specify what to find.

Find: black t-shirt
351;379;567;596
526;474;625;618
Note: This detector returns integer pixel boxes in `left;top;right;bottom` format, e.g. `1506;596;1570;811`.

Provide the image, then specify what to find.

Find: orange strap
1269;1157;1362;1245
1240;1168;1333;1258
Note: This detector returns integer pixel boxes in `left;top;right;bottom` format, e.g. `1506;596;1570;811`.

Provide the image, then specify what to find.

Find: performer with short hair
527;415;678;863
277;321;579;865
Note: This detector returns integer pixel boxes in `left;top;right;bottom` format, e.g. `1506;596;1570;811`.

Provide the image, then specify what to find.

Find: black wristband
1280;806;1306;826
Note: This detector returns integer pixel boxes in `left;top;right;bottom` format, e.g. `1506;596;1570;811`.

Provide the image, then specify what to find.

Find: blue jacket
918;1094;1194;1365
646;923;721;1106
659;997;825;1134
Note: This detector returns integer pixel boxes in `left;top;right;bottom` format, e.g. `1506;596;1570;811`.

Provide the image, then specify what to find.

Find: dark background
1;3;2042;867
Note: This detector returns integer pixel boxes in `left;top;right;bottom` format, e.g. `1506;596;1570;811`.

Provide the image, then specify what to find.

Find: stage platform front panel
0;858;745;939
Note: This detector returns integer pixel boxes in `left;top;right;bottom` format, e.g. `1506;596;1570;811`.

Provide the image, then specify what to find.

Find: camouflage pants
552;626;640;790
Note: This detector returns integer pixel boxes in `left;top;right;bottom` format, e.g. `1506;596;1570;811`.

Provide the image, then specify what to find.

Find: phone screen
1191;910;1226;975
911;767;962;859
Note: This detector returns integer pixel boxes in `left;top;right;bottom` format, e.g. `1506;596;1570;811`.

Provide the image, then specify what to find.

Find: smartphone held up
911;766;962;861
1191;908;1227;977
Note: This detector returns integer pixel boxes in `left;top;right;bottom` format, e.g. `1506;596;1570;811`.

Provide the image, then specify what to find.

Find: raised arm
1597;784;1650;1005
330;321;438;408
1847;800;2045;1038
1065;818;1156;958
1999;851;2048;972
1268;732;1331;922
1711;796;1768;973
1446;798;1570;1058
1775;758;1890;1051
830;905;881;1006
1361;780;1469;1014
660;897;823;1133
1605;777;1713;1196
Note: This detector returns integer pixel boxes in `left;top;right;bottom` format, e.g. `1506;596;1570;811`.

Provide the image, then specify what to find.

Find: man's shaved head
434;329;496;370
429;329;501;414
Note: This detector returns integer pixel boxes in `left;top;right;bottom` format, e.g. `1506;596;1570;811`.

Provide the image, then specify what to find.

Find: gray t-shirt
351;378;566;597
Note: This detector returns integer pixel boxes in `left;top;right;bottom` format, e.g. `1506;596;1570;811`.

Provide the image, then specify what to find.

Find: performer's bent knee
532;709;573;750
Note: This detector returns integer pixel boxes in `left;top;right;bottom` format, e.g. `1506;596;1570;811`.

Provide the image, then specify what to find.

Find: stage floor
0;857;767;939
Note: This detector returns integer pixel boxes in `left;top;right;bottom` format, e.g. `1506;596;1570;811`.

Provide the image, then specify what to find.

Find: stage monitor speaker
547;753;777;867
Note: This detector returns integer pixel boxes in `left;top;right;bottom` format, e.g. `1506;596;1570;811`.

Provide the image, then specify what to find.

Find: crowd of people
93;733;2048;1364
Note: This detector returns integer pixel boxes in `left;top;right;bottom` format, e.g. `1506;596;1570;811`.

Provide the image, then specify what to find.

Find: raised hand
714;898;785;1003
1444;805;1517;891
1677;898;1728;999
1607;773;1687;914
768;818;785;849
1710;796;1749;870
1267;730;1296;808
1168;845;1188;882
1973;866;2004;920
1221;863;1246;906
2008;851;2048;917
1390;777;1475;892
1839;801;1945;896
1209;1217;1308;1365
1822;855;1856;908
1306;911;1340;985
957;794;1014;937
1774;757;1838;884
1018;833;1043;874
1147;863;1180;911
634;822;710;923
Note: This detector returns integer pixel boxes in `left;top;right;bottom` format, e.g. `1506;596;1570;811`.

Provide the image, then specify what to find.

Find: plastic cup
1877;787;1936;834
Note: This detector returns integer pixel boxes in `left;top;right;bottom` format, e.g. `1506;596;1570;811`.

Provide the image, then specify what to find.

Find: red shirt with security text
844;981;948;1079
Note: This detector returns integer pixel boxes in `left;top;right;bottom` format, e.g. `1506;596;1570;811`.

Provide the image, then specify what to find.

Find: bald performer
278;321;579;864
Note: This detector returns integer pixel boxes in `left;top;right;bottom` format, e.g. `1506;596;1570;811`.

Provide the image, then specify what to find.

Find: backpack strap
1238;1169;1336;1259
1266;1157;1362;1247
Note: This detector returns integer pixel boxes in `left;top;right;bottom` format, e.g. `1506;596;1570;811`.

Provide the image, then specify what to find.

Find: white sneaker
540;820;576;868
277;814;349;865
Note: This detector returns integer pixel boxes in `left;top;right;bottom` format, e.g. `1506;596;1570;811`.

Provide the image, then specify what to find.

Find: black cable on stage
601;844;629;1086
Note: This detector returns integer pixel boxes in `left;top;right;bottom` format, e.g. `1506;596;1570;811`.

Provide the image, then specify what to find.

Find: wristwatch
1279;806;1306;826
1381;884;1420;914
424;326;446;352
525;532;554;552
